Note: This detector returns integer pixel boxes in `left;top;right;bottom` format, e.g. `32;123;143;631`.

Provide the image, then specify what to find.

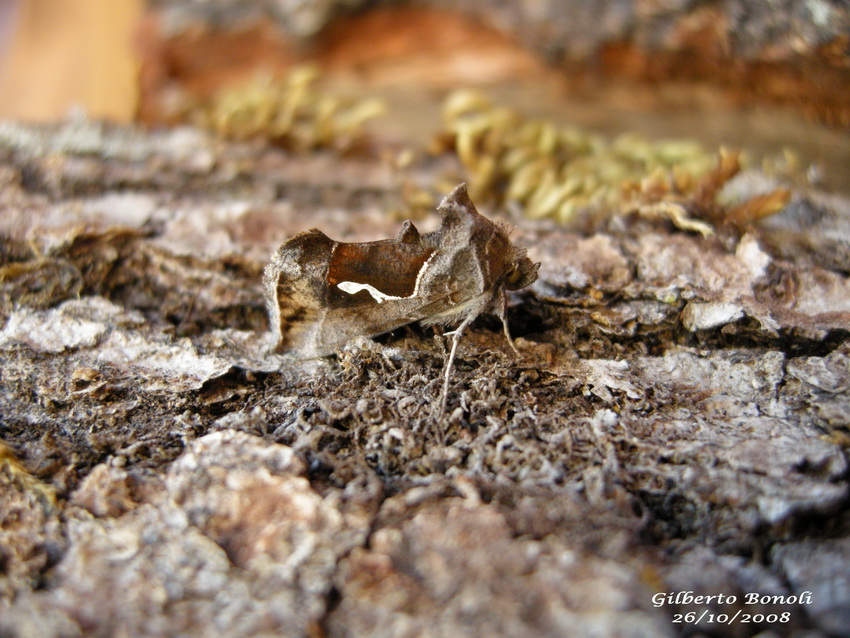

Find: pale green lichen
434;90;790;232
192;66;384;152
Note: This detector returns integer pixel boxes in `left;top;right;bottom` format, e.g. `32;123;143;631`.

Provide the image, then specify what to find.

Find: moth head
504;247;540;290
505;263;524;286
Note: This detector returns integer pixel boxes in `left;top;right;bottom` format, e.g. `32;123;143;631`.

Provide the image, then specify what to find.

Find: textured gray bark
0;119;848;637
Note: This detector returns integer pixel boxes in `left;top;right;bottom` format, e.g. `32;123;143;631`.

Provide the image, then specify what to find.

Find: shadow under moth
263;183;540;414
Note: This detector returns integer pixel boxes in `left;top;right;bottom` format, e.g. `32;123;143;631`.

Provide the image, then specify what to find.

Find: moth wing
308;285;483;356
264;229;336;356
266;227;479;358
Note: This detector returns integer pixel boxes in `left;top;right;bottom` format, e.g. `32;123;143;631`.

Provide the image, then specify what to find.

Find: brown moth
263;183;539;413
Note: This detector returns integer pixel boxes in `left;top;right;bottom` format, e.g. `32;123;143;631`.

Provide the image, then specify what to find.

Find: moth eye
506;265;522;285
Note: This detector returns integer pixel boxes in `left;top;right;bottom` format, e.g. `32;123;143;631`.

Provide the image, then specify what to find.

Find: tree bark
1;118;848;637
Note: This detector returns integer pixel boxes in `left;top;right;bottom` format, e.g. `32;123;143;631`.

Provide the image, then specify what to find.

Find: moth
263;183;539;413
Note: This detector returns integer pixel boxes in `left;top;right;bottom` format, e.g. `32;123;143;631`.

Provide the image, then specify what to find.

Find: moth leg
496;287;522;357
435;313;477;419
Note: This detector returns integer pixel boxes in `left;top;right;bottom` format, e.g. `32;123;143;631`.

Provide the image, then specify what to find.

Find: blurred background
0;0;143;121
0;0;847;189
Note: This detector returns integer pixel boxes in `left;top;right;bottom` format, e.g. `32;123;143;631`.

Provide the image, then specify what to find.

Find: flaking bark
1;120;848;637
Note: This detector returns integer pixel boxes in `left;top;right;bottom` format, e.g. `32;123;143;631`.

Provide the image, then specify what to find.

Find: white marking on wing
413;252;436;297
337;253;435;304
337;281;403;303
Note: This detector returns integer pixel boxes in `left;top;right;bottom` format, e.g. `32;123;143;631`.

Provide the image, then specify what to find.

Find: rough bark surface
0;119;848;637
